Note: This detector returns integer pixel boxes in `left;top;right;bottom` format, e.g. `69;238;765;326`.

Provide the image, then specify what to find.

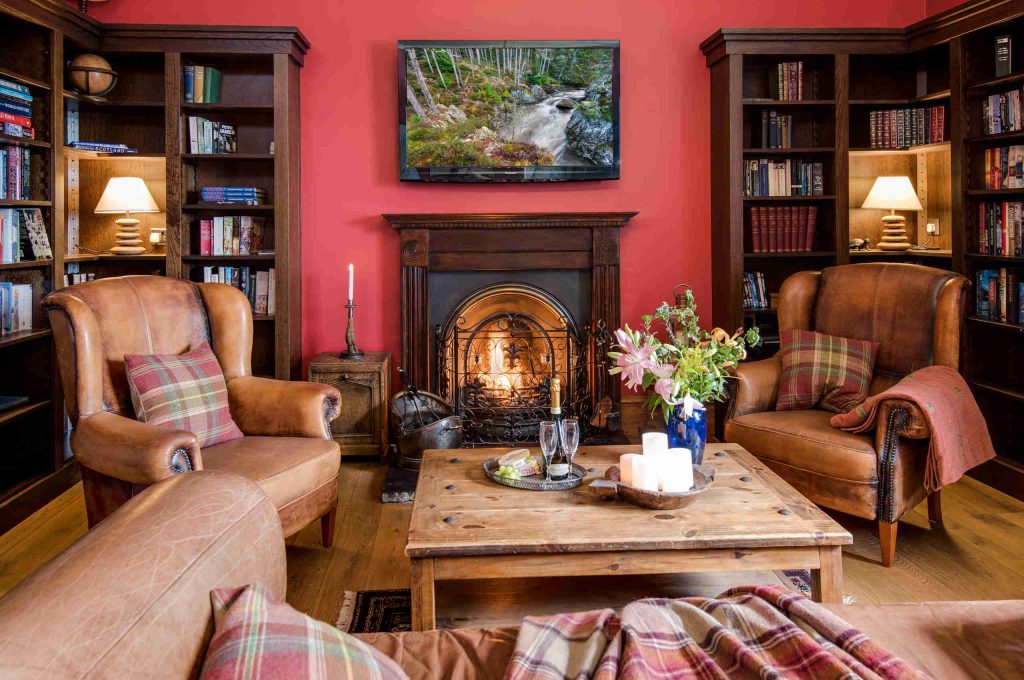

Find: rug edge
337;590;358;633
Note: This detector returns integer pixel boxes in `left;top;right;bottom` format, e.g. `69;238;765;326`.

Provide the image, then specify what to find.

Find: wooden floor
3;460;1024;628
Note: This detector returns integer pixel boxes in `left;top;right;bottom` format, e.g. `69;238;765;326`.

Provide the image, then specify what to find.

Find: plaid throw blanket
503;585;930;680
829;365;995;491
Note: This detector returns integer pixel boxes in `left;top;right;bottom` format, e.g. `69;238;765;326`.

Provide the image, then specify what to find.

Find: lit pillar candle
632;456;660;492
662;448;694;492
619;453;638;486
348;263;354;301
642;432;668;456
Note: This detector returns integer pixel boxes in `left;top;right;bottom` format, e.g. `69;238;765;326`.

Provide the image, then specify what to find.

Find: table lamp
861;176;922;252
94;177;160;255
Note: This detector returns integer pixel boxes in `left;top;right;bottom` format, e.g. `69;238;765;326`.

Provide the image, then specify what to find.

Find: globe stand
110;212;147;256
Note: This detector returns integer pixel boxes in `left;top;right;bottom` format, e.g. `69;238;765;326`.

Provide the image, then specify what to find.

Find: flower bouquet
608;287;759;462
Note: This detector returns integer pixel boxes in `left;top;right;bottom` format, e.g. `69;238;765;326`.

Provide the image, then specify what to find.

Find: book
22;209;50;258
0;78;29;96
255;270;269;314
194;66;206;104
268;268;276;315
0;395;29;413
200;219;212;256
204;67;222;104
996;35;1013;78
0;110;31;128
183;65;195;103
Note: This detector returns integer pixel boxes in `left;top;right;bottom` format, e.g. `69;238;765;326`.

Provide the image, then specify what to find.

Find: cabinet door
317;370;382;455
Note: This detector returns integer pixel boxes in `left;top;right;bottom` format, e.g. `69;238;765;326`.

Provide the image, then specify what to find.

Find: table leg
410;558;436;631
811;545;843;603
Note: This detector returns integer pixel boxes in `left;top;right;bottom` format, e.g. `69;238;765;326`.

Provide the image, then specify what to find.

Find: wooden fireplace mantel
382;211;639;410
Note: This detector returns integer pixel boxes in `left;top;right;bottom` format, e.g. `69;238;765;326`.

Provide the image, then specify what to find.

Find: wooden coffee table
405;444;852;631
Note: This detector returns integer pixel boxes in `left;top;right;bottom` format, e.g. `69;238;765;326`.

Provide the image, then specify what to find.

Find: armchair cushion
125;341;243;448
775;330;879;413
201;436;340;511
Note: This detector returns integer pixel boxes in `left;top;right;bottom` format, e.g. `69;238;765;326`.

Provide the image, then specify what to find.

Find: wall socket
926;219;940;235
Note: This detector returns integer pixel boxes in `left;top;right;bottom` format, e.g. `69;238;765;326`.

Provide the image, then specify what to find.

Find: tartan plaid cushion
775;329;879;413
125;341;243;448
201;583;408;680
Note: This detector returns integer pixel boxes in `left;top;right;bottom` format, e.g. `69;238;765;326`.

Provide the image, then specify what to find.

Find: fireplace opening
435;283;590;446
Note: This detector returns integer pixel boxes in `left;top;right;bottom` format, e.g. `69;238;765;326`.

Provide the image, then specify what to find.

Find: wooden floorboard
3;461;1024;628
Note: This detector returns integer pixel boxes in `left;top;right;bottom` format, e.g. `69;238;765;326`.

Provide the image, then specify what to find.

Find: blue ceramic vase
665;404;708;465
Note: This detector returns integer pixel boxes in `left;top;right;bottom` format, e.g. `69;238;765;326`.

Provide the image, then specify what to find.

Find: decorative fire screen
435;283;593;446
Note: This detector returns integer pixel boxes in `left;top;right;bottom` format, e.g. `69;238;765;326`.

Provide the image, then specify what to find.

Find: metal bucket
391;388;464;470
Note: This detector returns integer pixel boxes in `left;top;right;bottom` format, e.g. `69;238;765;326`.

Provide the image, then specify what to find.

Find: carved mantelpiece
384;212;638;414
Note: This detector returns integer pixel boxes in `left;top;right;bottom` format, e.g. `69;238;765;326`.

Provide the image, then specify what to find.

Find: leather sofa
0;471;1019;679
725;263;969;567
42;276;342;544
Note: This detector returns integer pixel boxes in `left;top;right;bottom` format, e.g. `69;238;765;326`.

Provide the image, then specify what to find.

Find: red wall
93;0;926;370
925;0;963;17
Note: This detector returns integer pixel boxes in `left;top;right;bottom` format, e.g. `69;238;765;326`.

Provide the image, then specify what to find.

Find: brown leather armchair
724;263;968;567
43;275;343;545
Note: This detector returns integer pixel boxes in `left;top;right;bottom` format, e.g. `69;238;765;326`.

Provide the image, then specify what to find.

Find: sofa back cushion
0;472;286;679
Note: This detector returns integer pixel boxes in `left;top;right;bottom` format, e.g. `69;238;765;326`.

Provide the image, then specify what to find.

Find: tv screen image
399;40;620;182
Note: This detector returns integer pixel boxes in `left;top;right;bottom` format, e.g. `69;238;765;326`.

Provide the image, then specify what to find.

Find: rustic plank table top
406;443;852;559
405;443;852;629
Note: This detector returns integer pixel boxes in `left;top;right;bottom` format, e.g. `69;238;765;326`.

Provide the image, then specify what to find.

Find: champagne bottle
547;377;569;481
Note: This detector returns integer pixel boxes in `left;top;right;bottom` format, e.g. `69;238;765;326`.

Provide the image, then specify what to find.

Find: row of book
749;206;818;252
977;201;1023;256
183;65;224;104
199;216;268;256
768;62;804;101
742;272;770;310
0;146;31;200
0;282;32;335
199;186;267;206
1;208;51;264
983;145;1024;189
759;111;796;149
201;266;275;315
0;77;34;131
64;262;95;287
976;268;1024;324
867;106;945;149
743;158;825;197
2;121;34;140
187;116;237;155
67;141;138;154
981;88;1023;136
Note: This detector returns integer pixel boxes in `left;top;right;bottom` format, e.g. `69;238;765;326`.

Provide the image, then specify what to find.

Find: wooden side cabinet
309;352;391;459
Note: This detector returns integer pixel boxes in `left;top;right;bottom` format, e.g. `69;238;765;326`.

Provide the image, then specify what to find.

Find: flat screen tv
399;40;620;182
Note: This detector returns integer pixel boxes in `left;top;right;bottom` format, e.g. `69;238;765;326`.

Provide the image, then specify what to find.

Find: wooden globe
67;54;117;97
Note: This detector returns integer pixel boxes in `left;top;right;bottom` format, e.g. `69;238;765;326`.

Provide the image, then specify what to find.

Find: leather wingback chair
724;263;968;567
43;275;343;545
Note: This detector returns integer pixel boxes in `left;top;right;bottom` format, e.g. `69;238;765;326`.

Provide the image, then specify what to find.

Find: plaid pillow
775;330;879;413
125;341;243;448
201;583;408;680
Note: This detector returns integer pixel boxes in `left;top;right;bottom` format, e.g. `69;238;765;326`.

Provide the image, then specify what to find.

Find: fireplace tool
391;368;463;470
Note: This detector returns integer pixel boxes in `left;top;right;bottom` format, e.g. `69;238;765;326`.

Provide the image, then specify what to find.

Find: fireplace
385;212;638;445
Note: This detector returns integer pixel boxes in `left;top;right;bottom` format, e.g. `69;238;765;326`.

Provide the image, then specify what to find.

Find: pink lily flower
612;328;656;390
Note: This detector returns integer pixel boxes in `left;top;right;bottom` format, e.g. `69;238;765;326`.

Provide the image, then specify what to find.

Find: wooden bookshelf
702;0;1024;498
0;0;308;531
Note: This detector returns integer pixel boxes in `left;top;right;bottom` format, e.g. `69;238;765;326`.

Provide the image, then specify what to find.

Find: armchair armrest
72;411;201;485
873;398;930;441
727;357;782;419
228;376;341;439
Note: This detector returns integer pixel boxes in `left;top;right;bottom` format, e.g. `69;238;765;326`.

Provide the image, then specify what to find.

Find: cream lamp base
110;216;147;255
876;213;912;252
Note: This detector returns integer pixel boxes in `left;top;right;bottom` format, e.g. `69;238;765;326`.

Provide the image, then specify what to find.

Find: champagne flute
538;420;558;483
561;418;580;478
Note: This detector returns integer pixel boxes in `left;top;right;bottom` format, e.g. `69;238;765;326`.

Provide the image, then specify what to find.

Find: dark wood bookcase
703;0;1024;499
0;1;308;532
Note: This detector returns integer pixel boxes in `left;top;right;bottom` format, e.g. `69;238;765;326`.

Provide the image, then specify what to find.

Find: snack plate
482;457;588;491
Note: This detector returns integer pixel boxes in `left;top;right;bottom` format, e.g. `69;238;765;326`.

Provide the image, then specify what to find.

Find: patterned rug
336;570;852;634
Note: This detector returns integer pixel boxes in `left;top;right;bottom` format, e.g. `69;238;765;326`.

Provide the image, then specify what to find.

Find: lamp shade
861;176;923;211
94;177;160;214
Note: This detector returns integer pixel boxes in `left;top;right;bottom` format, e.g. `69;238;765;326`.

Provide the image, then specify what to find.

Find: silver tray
483;457;587;491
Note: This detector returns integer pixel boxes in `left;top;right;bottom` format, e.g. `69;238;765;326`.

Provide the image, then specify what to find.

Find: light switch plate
927;219;940;235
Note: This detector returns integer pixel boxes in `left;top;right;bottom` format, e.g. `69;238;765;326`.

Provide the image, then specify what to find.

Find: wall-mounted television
399;40;620;183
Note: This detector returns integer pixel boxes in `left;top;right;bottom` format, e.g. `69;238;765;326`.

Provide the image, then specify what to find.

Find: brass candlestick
340;300;364;359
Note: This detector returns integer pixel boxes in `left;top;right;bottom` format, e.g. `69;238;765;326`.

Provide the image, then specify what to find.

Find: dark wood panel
428;251;592;271
429;228;591;254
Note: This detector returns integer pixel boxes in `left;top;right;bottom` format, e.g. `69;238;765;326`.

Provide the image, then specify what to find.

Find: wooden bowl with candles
588;464;715;510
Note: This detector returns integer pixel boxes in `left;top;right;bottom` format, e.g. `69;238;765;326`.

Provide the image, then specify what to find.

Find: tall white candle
642;432;668;456
662;448;694;492
619;453;638;486
348;263;354;301
632;456;660;492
